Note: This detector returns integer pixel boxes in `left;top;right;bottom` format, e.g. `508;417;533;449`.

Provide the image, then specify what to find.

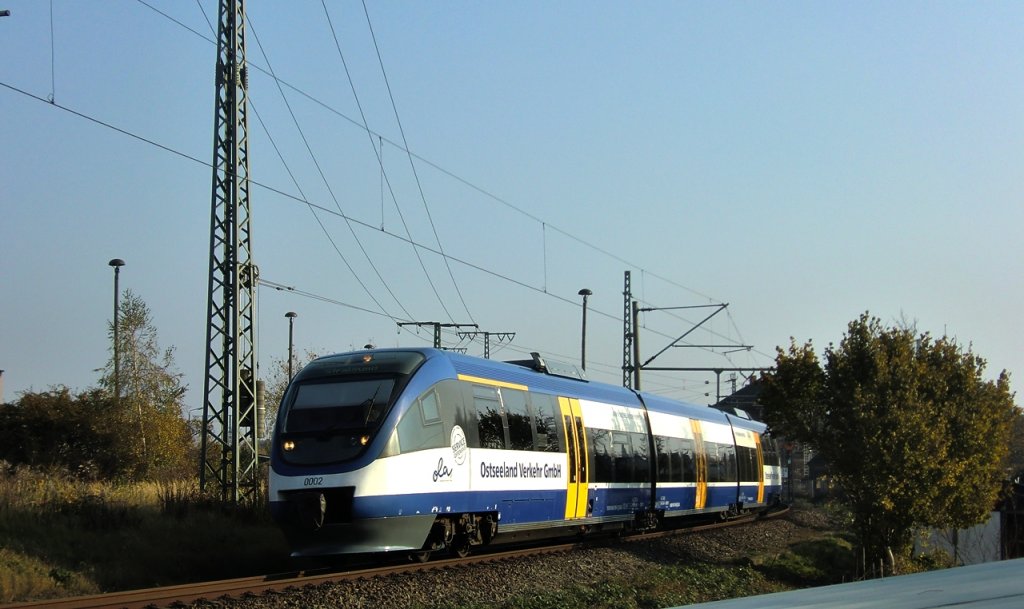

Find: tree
0;387;129;479
761;313;1016;572
98;290;192;480
1009;410;1024;480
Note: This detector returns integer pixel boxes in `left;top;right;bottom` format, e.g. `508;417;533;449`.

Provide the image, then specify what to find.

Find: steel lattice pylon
622;270;633;388
199;0;260;504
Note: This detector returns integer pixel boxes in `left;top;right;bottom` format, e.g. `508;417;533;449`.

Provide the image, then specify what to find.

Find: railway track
3;507;788;609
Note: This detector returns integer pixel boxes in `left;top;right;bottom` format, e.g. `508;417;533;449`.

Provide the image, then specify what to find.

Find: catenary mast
199;0;260;504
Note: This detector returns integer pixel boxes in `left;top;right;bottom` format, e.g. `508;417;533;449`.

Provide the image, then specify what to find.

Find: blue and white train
269;348;782;558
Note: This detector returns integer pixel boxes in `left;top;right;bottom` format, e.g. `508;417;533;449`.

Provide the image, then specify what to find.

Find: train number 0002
303;477;324;487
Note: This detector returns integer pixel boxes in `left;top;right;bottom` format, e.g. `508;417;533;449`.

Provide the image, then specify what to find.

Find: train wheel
409;550;431;563
450;536;471;558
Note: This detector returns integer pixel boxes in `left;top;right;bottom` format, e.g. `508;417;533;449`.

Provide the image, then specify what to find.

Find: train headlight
362;354;373;363
360;435;370;446
283;440;296;452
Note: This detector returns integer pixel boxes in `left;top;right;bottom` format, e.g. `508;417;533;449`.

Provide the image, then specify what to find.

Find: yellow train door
754;433;765;503
558;397;589;519
691;419;707;509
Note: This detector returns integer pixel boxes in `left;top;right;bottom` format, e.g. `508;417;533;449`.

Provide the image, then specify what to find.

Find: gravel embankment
189;510;828;609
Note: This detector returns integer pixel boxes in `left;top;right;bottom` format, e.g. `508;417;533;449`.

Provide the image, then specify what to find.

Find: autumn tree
761;313;1016;572
98;290;192;480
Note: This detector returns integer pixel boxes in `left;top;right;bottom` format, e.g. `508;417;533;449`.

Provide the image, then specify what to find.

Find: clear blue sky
2;1;1021;409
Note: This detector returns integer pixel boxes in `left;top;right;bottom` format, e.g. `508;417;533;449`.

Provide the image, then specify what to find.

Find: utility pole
577;289;592;370
285;312;297;379
108;258;125;405
199;0;260;505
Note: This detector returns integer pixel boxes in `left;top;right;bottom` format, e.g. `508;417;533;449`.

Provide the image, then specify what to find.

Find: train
268;347;782;559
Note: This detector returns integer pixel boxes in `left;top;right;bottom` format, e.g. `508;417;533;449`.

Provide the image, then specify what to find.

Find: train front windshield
285;379;395;433
276;351;425;465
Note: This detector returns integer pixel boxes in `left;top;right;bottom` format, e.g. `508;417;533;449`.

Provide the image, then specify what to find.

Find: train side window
656;436;671;481
472;384;506;449
590;429;613;482
530;393;560;452
613;431;633;482
706;442;722;483
717;442;738;482
421;390;441;424
501;388;533;451
395;389;444;454
662;437;679;482
737;445;758;481
705;441;731;482
453;382;479;448
631;432;651;482
665;437;683;482
679;437;696;483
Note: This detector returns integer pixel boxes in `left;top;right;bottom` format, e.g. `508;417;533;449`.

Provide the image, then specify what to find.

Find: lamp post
577;288;592;371
108;259;125;403
285;312;297;379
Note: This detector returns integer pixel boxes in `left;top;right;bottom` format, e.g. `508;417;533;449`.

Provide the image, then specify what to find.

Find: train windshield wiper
363;384;383;426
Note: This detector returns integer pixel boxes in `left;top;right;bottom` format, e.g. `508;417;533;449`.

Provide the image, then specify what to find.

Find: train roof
340;348;737;425
673;558;1024;609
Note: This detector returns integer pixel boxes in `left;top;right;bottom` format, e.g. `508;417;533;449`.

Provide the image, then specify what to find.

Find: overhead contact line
135;0;721;309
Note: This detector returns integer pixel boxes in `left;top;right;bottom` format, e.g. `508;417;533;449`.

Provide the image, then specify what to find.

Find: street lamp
578;288;592;371
285;312;297;379
108;258;125;403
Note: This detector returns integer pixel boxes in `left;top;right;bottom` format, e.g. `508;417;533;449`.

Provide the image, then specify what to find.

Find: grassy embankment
1;466;949;608
0;465;288;603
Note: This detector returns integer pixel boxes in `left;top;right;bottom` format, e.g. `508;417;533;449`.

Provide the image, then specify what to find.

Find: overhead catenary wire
258;279;452;349
192;0;411;324
250;100;406;321
2;78;764;378
135;0;716;308
244;11;414;323
317;0;458;325
27;3;774;377
359;0;476;325
0;77;563;309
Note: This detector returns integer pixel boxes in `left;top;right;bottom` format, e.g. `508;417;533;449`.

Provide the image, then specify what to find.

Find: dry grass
0;464;288;603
